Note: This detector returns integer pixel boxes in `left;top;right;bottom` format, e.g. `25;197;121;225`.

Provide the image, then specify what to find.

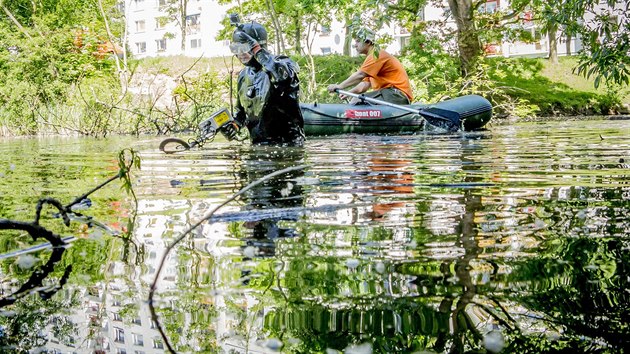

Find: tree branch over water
0;149;140;307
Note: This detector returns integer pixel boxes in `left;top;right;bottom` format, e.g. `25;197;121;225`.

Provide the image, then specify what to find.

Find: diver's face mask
230;42;256;65
229;42;253;55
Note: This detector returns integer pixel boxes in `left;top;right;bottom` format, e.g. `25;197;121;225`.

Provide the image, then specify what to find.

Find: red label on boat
345;109;382;119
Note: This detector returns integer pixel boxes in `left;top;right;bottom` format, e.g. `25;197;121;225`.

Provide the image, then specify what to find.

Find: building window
319;25;331;36
116;349;127;354
135;42;146;54
400;36;411;51
114;328;125;343
153;339;164;349
155;17;168;29
190;38;202;48
133;333;144;346
417;8;425;21
320;47;332;55
480;0;498;13
156;39;167;52
135;20;145;32
186;14;200;34
157;0;167;6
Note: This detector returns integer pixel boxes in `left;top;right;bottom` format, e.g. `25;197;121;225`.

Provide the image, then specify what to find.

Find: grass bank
135;54;628;118
1;54;625;137
486;56;629;117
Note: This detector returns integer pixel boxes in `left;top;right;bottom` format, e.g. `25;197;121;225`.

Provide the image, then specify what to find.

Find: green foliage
117;148;140;202
575;29;630;89
400;27;461;100
486;57;622;116
399;32;541;117
516;0;629;88
0;293;79;351
293;54;363;102
0;0;122;135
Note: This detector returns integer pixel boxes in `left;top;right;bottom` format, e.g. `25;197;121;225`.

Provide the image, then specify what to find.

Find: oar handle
334;88;418;114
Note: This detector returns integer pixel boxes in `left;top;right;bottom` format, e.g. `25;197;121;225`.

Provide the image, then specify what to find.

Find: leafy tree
159;0;191;51
562;0;629;88
509;0;628;87
0;0;124;134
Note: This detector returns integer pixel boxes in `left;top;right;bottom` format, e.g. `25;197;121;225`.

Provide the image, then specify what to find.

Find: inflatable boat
301;94;492;136
159;94;493;153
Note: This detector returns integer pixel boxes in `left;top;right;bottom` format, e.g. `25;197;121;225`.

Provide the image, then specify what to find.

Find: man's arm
338;80;370;100
255;50;294;84
349;80;371;94
327;70;368;93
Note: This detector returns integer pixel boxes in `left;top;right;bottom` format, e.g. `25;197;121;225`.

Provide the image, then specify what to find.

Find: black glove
233;31;260;53
220;122;240;140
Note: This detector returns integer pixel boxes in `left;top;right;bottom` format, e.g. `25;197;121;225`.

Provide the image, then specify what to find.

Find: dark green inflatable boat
301;94;492;136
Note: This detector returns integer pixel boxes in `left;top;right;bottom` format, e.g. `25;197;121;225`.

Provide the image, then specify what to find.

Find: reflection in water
364;145;415;221
0;120;629;352
235;146;306;256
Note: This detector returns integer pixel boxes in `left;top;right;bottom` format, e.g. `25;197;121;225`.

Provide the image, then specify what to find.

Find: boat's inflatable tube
301;94;492;136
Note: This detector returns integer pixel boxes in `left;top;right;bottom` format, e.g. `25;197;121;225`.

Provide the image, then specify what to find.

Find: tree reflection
257;136;630;353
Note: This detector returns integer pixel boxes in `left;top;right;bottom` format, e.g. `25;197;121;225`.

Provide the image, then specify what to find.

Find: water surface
0;119;629;353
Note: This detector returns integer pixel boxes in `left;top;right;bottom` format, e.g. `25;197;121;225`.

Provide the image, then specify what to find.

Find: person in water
222;20;305;146
327;28;413;105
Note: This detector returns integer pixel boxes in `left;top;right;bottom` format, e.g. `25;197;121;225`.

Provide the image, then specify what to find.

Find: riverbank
487;56;629;117
133;54;629;118
0;54;627;137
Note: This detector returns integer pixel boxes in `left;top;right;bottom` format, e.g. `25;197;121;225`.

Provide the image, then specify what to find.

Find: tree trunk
294;12;302;54
447;0;481;76
565;33;572;56
1;5;33;39
548;22;558;64
180;0;188;51
343;24;352;55
265;0;285;53
98;0;128;94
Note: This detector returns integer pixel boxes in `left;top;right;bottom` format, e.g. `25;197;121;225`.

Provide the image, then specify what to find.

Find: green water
0;119;629;353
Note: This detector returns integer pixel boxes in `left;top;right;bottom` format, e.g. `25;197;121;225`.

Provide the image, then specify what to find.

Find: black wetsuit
234;50;305;146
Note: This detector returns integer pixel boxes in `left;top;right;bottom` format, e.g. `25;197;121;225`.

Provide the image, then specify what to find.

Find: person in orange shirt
327;28;413;105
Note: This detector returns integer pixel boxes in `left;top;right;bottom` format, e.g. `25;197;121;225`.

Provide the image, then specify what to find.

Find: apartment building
125;0;233;58
124;0;625;60
124;0;410;58
420;0;583;58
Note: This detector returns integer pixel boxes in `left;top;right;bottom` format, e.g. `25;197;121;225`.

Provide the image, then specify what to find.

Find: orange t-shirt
360;49;413;101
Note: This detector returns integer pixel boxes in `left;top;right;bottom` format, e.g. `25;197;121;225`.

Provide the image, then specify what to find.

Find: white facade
124;0;622;60
125;0;233;58
422;0;583;59
123;0;410;58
